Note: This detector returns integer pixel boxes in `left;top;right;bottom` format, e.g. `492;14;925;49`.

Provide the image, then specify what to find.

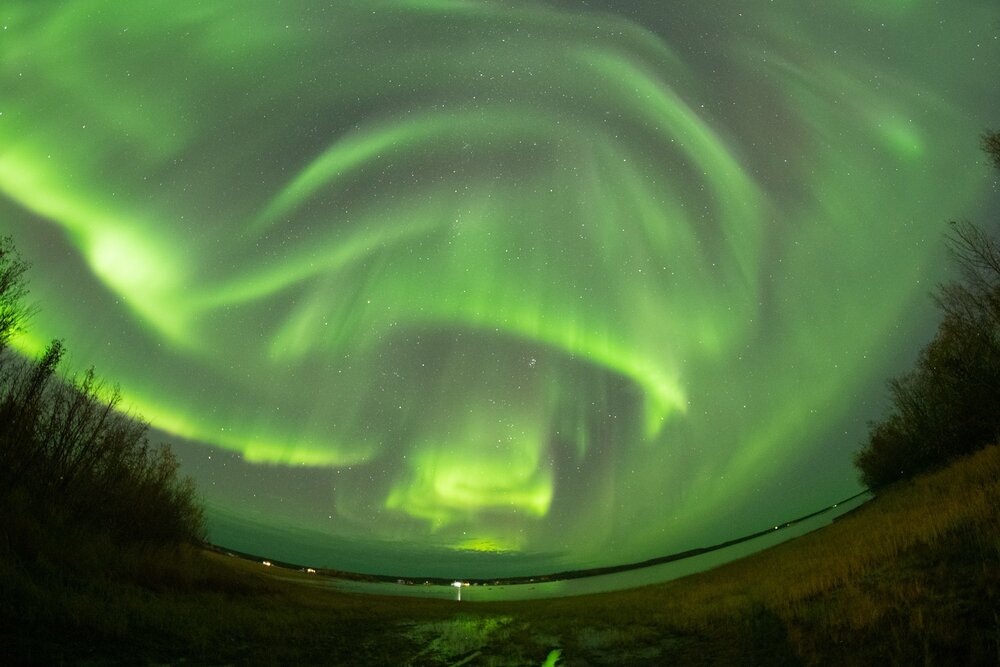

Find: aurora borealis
1;1;997;576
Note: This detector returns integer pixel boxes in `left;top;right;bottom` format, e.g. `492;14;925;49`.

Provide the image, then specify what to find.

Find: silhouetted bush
0;240;204;552
855;139;1000;489
983;129;1000;171
0;236;32;353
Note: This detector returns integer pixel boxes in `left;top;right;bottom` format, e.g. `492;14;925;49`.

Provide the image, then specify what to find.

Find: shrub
0;235;32;352
855;136;1000;488
0;240;204;552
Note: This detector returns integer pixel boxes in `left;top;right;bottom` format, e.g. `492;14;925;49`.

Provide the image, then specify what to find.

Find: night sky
1;1;998;578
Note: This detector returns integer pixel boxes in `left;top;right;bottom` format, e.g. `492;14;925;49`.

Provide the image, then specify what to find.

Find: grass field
2;443;998;665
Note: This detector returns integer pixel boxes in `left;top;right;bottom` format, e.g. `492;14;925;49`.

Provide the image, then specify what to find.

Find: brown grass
2;444;999;665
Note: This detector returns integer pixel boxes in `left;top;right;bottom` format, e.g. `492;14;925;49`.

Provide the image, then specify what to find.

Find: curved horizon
1;1;997;574
213;489;871;587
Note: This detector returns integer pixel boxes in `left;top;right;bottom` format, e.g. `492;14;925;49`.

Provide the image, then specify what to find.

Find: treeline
855;131;1000;488
0;237;204;551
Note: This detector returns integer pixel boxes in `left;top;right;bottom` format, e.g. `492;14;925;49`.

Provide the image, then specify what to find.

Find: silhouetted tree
855;134;1000;489
0;236;32;352
983;129;1000;171
0;237;205;547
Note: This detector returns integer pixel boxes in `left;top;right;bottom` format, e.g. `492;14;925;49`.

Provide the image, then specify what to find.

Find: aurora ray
0;0;997;575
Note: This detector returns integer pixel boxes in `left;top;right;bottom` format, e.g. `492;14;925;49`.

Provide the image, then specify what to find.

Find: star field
1;0;997;576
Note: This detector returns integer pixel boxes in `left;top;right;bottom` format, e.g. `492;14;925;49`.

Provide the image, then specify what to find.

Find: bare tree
983;129;1000;171
856;133;1000;488
0;236;34;352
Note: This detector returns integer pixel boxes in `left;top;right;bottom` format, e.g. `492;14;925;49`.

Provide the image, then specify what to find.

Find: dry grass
522;442;1000;665
2;444;999;665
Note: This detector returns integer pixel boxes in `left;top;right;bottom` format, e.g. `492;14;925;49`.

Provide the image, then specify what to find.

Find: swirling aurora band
0;1;997;574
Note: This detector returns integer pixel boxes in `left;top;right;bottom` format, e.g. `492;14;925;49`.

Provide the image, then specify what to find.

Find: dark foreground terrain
1;443;998;665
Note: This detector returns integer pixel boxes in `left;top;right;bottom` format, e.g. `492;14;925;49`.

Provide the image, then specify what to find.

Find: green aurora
1;1;997;575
